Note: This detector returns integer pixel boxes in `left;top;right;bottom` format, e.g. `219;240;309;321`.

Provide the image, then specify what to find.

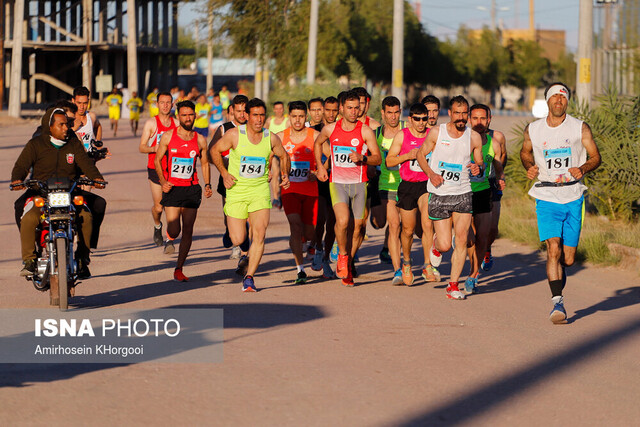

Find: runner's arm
154;130;173;191
197;134;213;198
386;132;411;168
571;122;601;179
416;127;438;180
469;130;484;176
520;124;539;180
493;129;507;167
314;124;333;181
138;119;157;153
92;112;102;141
271;132;290;188
210;129;237;180
360;126;381;166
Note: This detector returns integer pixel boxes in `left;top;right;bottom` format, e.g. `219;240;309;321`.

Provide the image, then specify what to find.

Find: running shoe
163;239;175;255
464;277;478;294
341;272;355;287
242;275;257;292
311;250;324;271
322;260;336;279
330;242;338;263
549;300;568;324
235;255;249;276
295;271;308;284
336;254;349;279
230;246;241;260
481;251;493;271
401;260;414;286
222;229;233;248
378;248;392;264
429;242;442;268
174;268;189;282
77;258;92;280
153;223;163;246
421;265;440;283
391;269;403;286
306;245;316;261
445;282;466;300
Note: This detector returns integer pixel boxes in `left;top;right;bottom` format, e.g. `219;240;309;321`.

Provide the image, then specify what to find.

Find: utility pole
194;19;200;70
576;0;593;105
8;0;25;118
126;0;138;92
255;42;263;99
83;0;93;93
391;0;403;101
491;0;496;31
206;3;214;91
306;0;318;84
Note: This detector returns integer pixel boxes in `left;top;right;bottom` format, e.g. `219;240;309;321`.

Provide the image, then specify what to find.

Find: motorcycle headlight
48;192;71;207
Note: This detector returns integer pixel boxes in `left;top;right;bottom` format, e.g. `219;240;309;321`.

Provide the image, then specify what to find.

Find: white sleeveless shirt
527;114;586;203
75;113;95;151
427;124;472;195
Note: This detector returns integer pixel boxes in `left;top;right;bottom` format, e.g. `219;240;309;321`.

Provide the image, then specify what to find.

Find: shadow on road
0;302;326;388
398;314;640;426
570;286;640;323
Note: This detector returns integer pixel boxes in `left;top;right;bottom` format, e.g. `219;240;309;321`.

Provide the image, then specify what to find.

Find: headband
546;85;570;102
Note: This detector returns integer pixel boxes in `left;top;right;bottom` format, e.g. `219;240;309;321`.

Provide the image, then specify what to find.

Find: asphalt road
1;116;639;426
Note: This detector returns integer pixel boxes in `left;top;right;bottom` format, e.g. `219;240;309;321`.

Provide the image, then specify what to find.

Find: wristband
362;155;368;164
204;183;211;188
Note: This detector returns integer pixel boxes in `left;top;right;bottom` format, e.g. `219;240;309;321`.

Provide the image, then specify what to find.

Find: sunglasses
410;116;429;122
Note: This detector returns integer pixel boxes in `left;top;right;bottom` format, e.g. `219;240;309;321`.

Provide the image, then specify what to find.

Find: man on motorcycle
10;108;106;278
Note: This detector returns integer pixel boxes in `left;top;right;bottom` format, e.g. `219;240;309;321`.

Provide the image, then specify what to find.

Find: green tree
506;39;550;88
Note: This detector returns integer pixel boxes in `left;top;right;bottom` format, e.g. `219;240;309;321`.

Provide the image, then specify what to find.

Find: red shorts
282;193;318;226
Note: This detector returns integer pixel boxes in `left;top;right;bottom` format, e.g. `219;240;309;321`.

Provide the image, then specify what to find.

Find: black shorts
161;185;202;209
367;176;381;207
428;192;472;220
317;179;331;200
472;188;493;214
396;180;428;211
148;168;160;185
488;177;503;202
378;190;398;202
217;174;226;198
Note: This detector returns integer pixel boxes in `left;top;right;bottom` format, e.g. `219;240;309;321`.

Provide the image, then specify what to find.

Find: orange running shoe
174;268;189;282
336;254;349;279
341;272;355;287
401;260;414;286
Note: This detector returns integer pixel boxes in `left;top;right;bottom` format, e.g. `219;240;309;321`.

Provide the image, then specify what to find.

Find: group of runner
13;79;598;324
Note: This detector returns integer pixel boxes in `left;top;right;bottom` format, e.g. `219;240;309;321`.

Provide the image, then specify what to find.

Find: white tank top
75;113;95;151
527;114;586;203
427;124;472;196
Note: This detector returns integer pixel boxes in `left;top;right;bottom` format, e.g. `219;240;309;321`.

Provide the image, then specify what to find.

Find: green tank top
470;134;494;192
228;125;271;197
376;121;405;191
268;117;288;134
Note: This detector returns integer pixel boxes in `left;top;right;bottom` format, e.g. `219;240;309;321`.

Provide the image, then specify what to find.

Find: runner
208;92;225;136
310;96;339;278
154;100;213;281
127;91;143;136
307;97;324;130
72;86;102;151
138;91;178;249
315;90;381;286
208;95;251;263
278;101;319;284
370;96;405;274
219;85;231;111
464;104;505;294
146;87;160;118
387;103;440;286
482;116;508;272
105;87;123;137
266;101;289;134
210;98;291;292
353;87;381;129
520;82;601;323
416;95;484;300
193;94;211;138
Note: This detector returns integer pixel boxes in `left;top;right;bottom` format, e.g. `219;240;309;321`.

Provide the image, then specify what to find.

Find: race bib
130;104;139;113
239;156;266;178
110;98;119;106
171;157;194;179
438;161;463;185
289;161;310;182
213;112;223;121
333;146;356;168
409;153;430;172
544;148;571;175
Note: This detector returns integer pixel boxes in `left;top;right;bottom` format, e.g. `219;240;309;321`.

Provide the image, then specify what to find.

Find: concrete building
1;0;193;111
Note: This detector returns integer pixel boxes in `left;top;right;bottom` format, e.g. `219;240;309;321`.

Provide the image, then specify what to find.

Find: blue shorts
535;196;585;247
194;127;208;138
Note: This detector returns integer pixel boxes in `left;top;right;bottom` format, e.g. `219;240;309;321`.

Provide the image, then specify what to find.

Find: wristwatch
362;155;368;164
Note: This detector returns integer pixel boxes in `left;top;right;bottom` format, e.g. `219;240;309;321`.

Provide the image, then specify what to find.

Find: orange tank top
281;127;318;197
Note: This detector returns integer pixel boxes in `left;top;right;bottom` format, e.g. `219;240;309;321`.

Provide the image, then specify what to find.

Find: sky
180;0;582;52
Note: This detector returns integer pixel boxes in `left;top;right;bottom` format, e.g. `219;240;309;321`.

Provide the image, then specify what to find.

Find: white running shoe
230;246;241;260
430;242;443;267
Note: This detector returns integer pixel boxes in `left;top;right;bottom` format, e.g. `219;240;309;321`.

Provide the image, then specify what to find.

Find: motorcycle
11;177;107;310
